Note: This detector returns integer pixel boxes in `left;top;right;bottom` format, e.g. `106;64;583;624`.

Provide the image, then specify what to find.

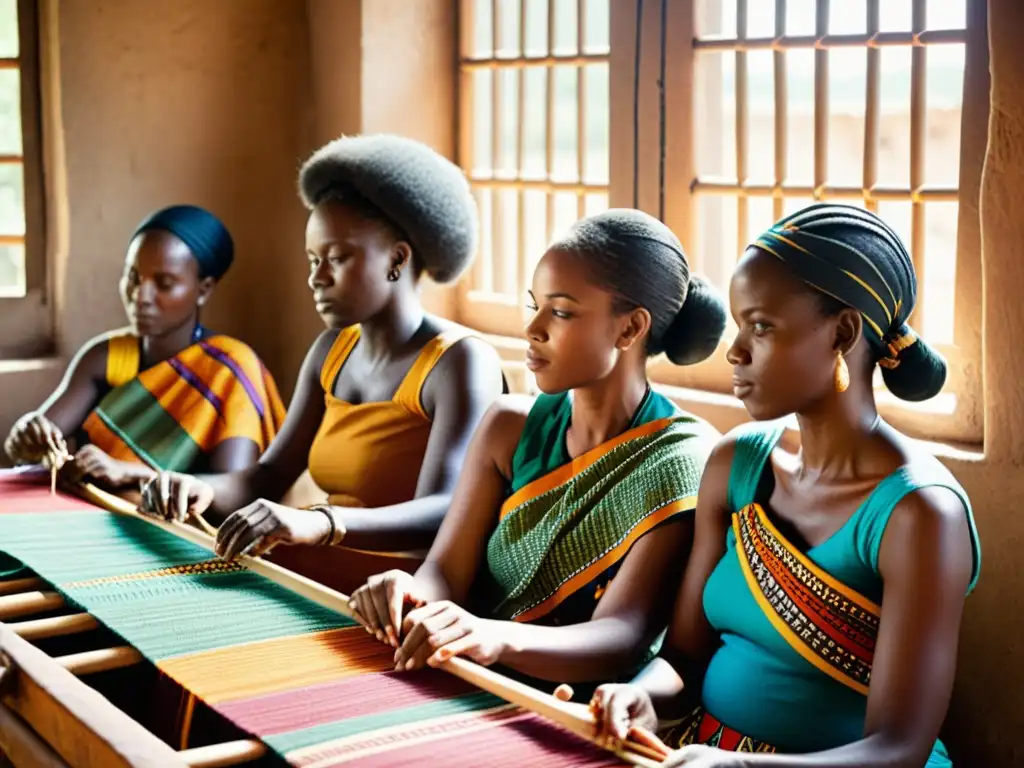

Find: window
682;0;980;442
457;0;984;443
457;0;610;336
0;0;46;356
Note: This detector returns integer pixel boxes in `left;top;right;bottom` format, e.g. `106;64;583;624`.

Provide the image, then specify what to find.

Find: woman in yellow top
145;134;505;593
3;205;285;487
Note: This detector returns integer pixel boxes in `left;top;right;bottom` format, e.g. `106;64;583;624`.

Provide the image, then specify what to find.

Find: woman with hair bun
349;208;726;690
589;204;981;768
143;134;506;593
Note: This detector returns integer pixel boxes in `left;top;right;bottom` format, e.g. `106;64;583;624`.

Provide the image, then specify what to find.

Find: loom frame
0;482;660;768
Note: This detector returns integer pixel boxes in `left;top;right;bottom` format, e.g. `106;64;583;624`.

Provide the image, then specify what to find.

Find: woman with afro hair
143;134;506;593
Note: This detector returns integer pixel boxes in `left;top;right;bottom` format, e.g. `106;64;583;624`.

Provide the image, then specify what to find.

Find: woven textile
0;474;625;767
82;331;286;471
487;397;715;624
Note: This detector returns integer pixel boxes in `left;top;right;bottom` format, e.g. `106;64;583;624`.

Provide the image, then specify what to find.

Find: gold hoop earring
834;351;850;393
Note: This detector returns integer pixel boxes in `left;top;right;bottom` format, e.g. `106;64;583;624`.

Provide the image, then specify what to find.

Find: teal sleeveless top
701;422;981;764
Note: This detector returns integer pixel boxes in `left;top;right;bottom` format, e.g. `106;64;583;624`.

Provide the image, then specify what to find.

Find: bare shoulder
71;332;115;380
474;394;533;477
425;317;503;377
304;328;343;373
881;483;974;591
888;484;969;540
430;333;504;385
691;429;747;522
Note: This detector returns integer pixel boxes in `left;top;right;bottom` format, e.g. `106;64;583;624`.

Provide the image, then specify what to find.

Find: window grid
458;0;609;316
692;0;967;336
0;0;43;304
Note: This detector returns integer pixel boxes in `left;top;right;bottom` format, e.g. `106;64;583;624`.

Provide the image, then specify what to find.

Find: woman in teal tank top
588;204;981;767
348;210;726;689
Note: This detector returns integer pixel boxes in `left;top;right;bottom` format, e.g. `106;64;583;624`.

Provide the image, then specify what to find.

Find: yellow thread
62;560;244;589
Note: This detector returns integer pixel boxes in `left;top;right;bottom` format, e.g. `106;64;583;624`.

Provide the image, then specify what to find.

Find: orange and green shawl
482;390;718;628
81;329;286;472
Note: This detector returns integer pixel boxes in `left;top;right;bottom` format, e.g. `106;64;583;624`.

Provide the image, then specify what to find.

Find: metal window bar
734;0;748;255
489;0;503;296
773;0;787;223
909;0;927;328
694;0;967;339
459;0;610;306
0;49;27;267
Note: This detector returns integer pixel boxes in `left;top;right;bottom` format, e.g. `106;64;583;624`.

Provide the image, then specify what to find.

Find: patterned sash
486;417;713;624
733;503;880;695
662;707;776;753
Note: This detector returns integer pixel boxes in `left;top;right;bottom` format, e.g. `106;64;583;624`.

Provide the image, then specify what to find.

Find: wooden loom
0;480;664;768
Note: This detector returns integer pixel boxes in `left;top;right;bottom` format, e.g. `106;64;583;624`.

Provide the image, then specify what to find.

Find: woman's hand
4;413;67;466
349;570;431;648
214;500;331;559
394;601;508;671
140;472;215;523
659;745;746;767
590;683;660;742
62;445;141;488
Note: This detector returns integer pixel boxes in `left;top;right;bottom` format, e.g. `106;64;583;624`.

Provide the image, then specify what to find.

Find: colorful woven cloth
81;330;286;472
0;477;625;767
484;390;715;626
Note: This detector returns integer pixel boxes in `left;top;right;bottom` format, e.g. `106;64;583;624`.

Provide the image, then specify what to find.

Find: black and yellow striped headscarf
751;203;946;402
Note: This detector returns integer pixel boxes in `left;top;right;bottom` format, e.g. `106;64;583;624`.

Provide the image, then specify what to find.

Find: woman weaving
143;134;506;593
3;205;285;487
343;209;727;690
588;204;981;767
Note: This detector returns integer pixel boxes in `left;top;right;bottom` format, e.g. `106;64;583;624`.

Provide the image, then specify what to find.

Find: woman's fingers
604;689;637;741
348;590;372;631
423;623;474;668
355;584;382;636
627;726;673;759
173;477;193;522
396;602;450;667
220;508;274;560
553;684;575;702
386;578;411;647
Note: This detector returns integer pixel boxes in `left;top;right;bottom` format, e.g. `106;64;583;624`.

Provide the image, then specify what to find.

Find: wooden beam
8;613;99;642
0;625;186;767
0;577;44;596
0;591;64;621
0;701;71;768
55;647;143;676
178;740;266;768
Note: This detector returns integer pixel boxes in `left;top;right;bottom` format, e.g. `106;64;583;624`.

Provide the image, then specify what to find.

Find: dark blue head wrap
132;205;234;281
752;202;946;402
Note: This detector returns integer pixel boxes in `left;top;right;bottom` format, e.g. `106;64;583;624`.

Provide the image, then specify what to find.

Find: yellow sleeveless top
307;325;474;508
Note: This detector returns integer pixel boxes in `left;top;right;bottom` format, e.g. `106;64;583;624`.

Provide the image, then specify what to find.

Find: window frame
455;0;986;446
455;0;611;338
0;0;49;359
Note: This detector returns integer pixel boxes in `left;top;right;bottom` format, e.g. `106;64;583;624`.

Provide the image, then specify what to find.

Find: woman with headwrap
588;204;981;768
141;134;507;595
344;208;727;693
4;205;285;488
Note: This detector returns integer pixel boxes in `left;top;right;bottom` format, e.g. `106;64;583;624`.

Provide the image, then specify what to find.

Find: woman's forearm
411;561;456;604
330;493;452;552
632;656;688;715
202;465;278;522
494;617;654;684
721;734;925;768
